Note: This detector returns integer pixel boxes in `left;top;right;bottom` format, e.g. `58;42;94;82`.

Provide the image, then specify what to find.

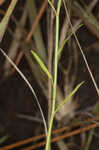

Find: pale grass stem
63;0;99;97
0;48;47;136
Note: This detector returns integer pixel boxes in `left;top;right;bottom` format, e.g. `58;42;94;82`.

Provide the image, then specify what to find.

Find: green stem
45;0;62;150
84;130;94;150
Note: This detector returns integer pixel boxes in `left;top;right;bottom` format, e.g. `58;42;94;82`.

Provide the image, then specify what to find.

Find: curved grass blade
0;48;47;136
58;24;83;55
31;50;53;83
54;81;84;114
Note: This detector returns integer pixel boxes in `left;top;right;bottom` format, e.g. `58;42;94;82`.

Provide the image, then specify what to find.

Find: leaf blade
55;81;84;114
31;50;53;83
0;0;18;42
58;24;83;55
0;135;9;144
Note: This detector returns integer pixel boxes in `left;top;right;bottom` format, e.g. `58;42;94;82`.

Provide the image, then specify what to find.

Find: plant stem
45;0;61;150
84;130;94;150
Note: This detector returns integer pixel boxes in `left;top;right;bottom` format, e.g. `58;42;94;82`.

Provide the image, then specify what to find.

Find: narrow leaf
58;24;83;55
31;50;53;83
84;130;94;150
0;0;18;42
48;0;57;16
55;81;84;114
0;135;9;144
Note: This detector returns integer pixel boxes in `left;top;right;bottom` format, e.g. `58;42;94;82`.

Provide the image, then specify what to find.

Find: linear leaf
54;81;84;114
0;135;9;144
58;24;83;55
31;50;53;83
0;0;18;42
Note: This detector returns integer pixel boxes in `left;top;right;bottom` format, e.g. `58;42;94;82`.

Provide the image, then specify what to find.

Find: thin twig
22;123;99;150
2;115;99;150
26;0;48;42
